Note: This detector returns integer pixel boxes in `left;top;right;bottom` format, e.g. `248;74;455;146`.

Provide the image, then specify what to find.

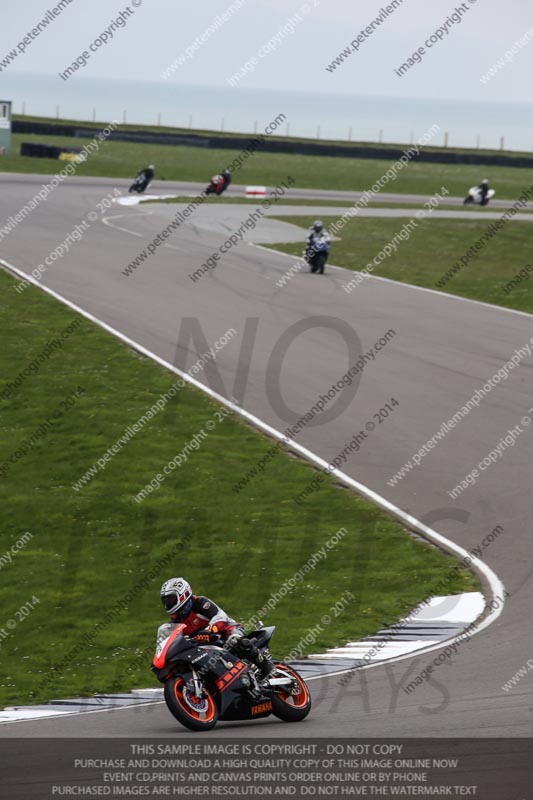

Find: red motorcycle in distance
205;171;232;196
152;622;311;732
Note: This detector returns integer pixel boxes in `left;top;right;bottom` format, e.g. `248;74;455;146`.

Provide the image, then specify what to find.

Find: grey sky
1;0;532;103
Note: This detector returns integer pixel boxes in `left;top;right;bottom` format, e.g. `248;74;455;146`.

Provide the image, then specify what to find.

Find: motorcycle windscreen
156;622;176;649
155;622;185;655
154;622;186;667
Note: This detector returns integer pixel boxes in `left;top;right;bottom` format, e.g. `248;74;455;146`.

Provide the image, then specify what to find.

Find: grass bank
271;215;533;314
145;196;533;213
0;266;477;706
1;131;531;200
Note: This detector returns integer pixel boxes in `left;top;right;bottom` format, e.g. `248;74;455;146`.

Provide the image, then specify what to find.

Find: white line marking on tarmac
0;700;168;724
250;243;533;319
308;592;484;661
102;213;186;254
114;194;193;206
362;271;533;319
0;256;506;722
102;212;152;237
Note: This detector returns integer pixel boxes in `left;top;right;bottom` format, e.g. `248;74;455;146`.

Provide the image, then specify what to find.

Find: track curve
1;174;532;737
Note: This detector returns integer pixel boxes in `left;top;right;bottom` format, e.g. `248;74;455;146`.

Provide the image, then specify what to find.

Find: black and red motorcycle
205;172;231;196
152;622;311;731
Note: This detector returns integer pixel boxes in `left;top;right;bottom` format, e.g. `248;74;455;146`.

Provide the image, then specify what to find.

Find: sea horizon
2;71;533;153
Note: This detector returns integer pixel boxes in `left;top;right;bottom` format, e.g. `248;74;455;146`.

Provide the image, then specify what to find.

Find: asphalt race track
1;173;533;738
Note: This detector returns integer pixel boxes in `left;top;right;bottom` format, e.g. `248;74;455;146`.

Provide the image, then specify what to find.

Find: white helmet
161;577;192;618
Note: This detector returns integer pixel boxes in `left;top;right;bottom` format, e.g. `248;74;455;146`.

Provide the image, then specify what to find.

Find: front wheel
270;664;311;722
464;195;473;205
164;676;218;731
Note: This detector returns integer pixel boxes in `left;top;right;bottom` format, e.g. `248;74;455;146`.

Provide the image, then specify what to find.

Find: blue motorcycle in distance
305;234;330;274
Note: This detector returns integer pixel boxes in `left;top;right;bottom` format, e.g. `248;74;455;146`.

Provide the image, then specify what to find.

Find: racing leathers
305;226;330;257
137;166;155;182
478;182;490;202
171;595;274;677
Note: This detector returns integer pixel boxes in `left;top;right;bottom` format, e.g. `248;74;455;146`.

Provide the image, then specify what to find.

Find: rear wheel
270;664;311;722
164;676;218;731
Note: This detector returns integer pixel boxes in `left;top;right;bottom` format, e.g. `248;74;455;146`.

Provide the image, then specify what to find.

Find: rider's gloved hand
225;630;245;650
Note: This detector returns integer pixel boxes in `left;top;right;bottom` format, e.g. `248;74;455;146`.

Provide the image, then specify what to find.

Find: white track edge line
0;700;168;725
0;257;506;715
249;242;533;320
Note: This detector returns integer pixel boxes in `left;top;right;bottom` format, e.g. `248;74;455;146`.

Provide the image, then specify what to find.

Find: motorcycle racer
207;169;232;195
304;220;331;273
221;169;232;191
306;220;331;254
160;577;275;678
306;220;329;244
136;164;155;182
478;178;490;203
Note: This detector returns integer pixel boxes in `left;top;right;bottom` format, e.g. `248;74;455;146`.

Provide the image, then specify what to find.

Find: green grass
15;113;532;157
0;267;478;707
142;196;363;207
145;196;533;213
272;214;533;313
2;131;533;200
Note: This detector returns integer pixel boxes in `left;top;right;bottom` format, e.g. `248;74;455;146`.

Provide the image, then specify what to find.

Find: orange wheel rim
173;678;215;722
274;665;309;708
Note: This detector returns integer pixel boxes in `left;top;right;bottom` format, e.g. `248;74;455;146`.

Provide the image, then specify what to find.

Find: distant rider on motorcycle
306;220;330;251
305;220;331;270
478;179;490;203
136;164;155;183
221;169;232;191
209;169;232;195
160;577;275;679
